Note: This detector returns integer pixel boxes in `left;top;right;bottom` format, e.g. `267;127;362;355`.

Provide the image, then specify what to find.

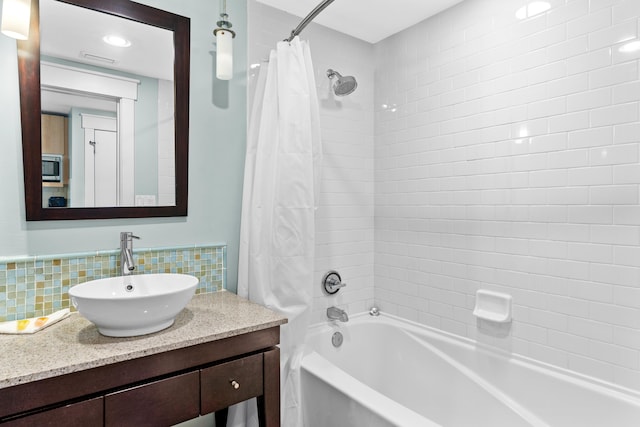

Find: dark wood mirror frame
18;0;190;221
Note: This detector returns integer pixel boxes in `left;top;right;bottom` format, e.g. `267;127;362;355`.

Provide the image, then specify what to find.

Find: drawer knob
230;380;240;390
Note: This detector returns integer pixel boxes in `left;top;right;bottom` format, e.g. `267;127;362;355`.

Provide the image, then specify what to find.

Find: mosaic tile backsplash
0;245;226;322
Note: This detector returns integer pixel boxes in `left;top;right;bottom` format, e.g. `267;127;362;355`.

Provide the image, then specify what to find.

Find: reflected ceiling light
103;35;131;47
619;40;640;53
214;0;235;80
1;0;31;40
515;1;551;20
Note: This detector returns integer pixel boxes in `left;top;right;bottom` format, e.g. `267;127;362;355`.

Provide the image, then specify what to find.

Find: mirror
18;0;190;220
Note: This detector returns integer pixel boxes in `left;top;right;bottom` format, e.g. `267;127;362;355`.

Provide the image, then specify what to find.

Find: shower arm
285;0;336;42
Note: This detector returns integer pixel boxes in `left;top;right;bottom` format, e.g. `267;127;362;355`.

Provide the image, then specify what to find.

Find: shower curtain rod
284;0;336;42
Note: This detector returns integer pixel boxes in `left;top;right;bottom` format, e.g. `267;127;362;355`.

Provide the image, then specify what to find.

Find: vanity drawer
105;371;199;427
3;397;103;427
201;353;264;414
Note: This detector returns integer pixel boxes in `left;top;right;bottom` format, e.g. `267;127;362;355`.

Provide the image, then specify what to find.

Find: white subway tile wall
249;0;640;392
375;0;640;390
248;1;376;324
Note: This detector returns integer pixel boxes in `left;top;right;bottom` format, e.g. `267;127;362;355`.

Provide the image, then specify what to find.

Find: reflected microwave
42;154;63;183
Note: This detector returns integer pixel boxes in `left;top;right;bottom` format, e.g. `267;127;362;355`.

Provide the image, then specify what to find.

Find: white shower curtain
230;37;321;427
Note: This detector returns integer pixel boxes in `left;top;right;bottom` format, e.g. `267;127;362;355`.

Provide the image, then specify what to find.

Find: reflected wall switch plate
135;195;157;206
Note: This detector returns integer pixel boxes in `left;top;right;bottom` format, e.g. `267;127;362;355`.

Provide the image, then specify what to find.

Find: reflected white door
84;128;118;207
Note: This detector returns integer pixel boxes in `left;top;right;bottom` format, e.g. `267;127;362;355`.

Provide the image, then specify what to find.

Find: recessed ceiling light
515;2;551;20
103;34;131;47
619;40;640;53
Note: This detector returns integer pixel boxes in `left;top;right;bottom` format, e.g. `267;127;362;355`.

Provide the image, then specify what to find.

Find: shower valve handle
323;270;346;294
326;276;345;289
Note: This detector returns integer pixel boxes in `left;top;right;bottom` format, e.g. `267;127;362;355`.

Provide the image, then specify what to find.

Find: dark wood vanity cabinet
2;398;104;427
0;327;281;427
201;353;264;413
105;371;201;426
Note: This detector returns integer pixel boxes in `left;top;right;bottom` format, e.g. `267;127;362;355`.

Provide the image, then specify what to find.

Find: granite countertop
0;291;287;389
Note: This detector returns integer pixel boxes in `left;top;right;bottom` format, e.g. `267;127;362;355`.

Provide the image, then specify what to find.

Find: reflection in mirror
40;0;175;208
18;0;190;220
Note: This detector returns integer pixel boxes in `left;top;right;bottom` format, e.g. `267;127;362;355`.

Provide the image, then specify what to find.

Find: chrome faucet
327;306;349;322
120;232;140;275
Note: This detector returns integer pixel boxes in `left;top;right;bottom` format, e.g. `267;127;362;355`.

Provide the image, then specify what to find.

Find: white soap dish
473;290;512;323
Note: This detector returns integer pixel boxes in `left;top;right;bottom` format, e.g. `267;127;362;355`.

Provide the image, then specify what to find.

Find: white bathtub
301;313;640;427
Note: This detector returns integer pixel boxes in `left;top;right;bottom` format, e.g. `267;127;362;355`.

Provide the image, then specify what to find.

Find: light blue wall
134;75;159;197
0;0;247;292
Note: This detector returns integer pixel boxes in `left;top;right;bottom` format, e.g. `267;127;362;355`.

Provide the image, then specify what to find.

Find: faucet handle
322;270;346;294
120;232;141;240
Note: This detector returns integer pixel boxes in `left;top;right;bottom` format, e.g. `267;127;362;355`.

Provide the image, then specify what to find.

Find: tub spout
327;306;349;322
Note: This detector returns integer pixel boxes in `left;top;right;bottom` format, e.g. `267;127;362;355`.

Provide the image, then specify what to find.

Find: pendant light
1;0;31;40
213;0;235;80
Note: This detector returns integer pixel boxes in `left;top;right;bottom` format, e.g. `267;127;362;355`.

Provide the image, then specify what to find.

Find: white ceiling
39;0;174;114
256;0;466;43
40;0;174;82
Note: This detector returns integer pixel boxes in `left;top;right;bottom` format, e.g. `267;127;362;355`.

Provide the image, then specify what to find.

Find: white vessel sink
69;273;198;337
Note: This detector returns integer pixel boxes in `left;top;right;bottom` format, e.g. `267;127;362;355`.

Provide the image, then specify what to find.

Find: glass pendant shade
1;0;31;40
216;29;233;80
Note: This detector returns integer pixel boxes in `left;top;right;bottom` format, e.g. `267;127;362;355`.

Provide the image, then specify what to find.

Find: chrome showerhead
327;69;357;96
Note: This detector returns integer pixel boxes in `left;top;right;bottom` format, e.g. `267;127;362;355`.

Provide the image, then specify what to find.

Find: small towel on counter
0;309;70;334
